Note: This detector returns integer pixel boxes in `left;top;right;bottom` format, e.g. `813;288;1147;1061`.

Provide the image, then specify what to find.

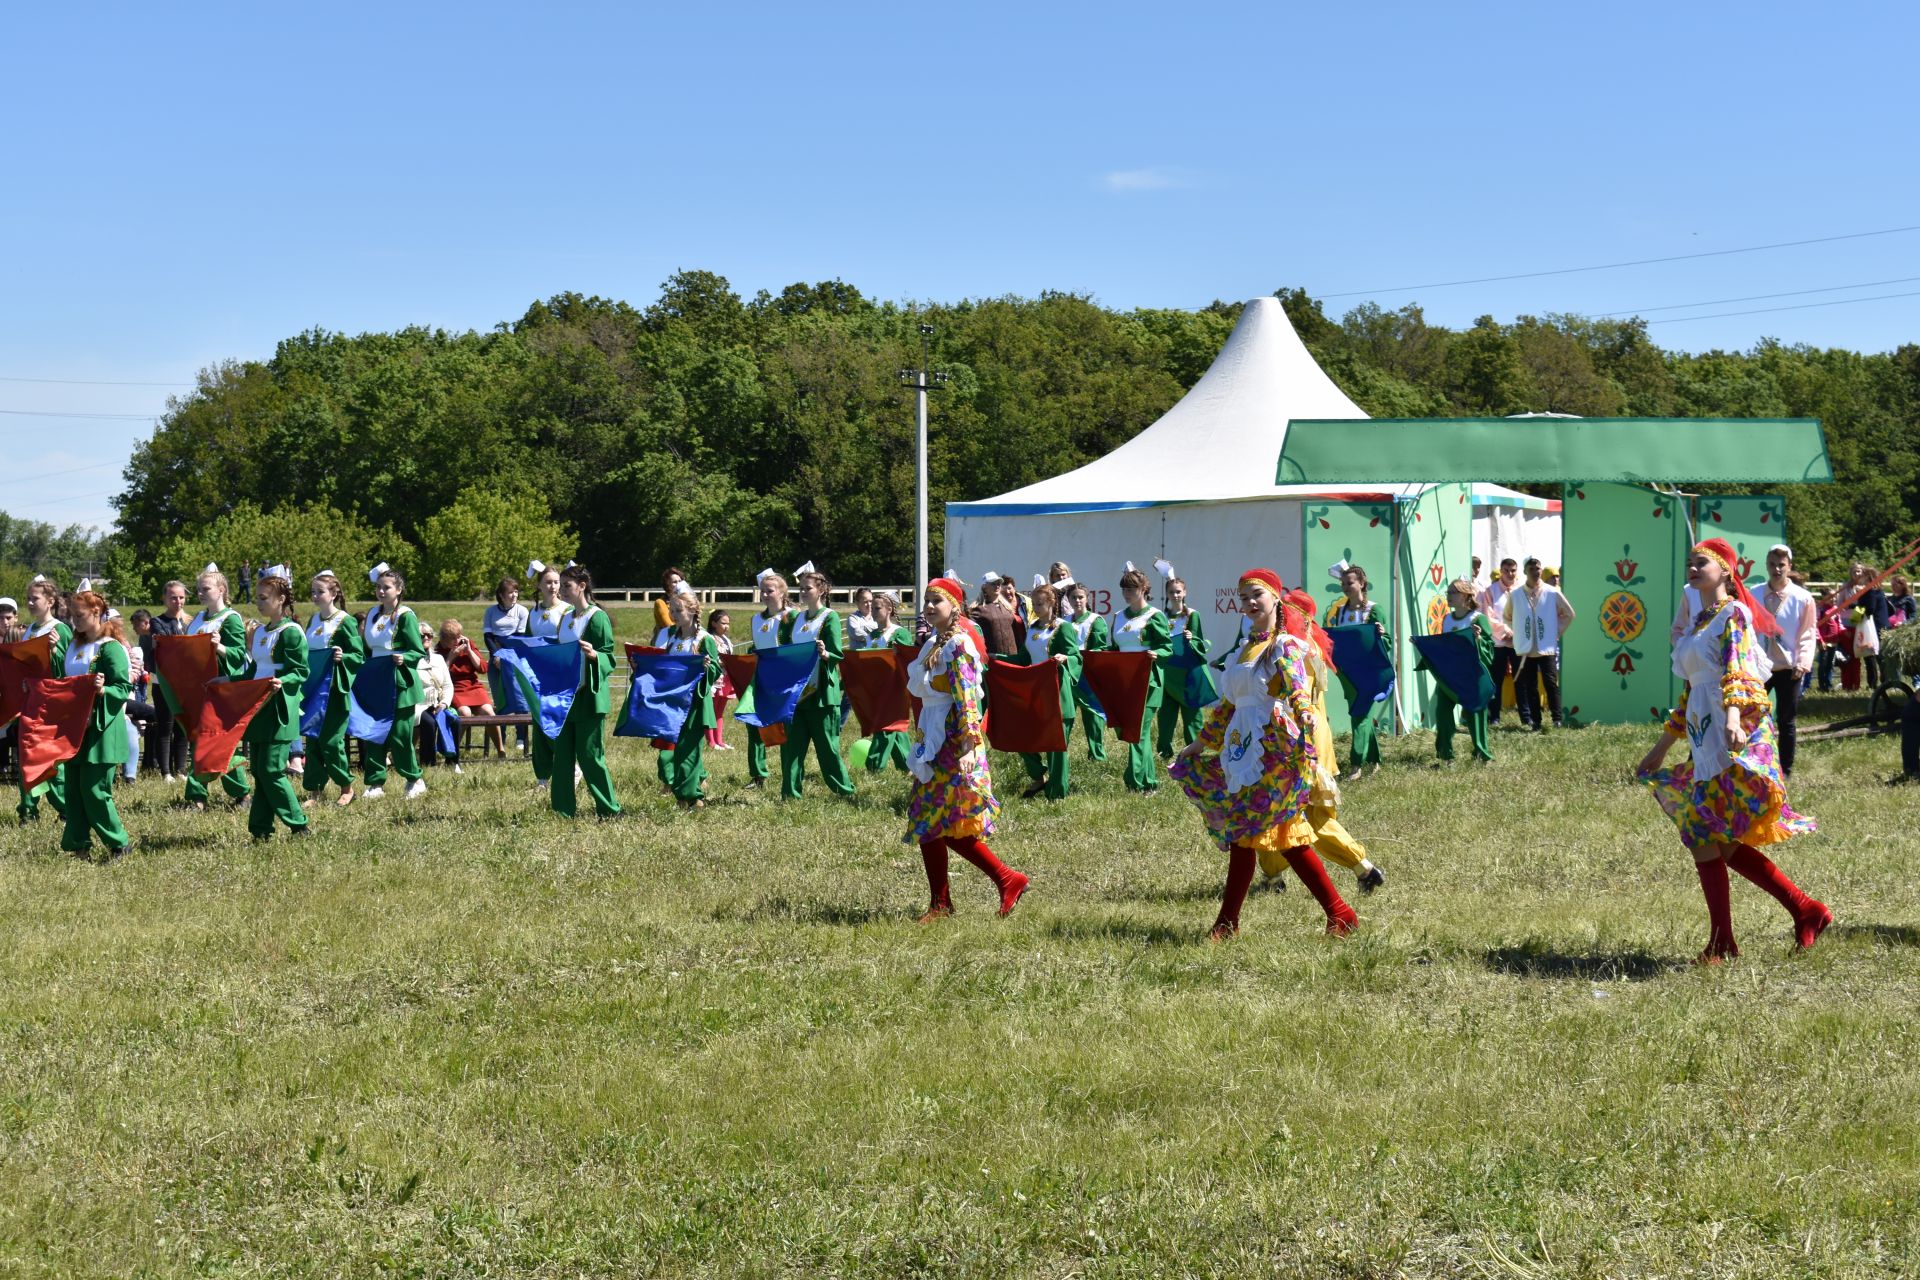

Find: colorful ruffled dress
904;629;999;842
1641;600;1815;850
1171;632;1318;852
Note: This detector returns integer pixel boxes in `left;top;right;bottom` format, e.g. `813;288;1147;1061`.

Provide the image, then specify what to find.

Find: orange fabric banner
191;679;277;776
0;633;54;730
1082;651;1156;744
841;649;912;735
984;659;1066;754
18;675;97;788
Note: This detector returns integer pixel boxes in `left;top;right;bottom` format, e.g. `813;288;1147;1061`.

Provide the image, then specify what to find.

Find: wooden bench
454;712;533;757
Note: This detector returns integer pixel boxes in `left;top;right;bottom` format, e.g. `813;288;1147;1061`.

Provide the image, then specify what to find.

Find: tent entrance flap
1276;418;1832;486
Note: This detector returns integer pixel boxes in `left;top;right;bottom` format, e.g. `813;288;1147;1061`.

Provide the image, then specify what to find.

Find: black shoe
289;825;313;838
1358;866;1386;894
1021;780;1047;799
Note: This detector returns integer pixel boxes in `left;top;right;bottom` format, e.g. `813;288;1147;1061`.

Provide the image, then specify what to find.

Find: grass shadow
1480;946;1672;983
730;896;897;927
1046;917;1192;947
1831;923;1920;948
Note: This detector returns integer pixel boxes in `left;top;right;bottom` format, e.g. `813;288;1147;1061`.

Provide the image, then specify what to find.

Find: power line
0;375;191;387
1642;289;1920;325
0;408;158;420
7;461;121;485
1319;223;1920;299
1598;276;1920;317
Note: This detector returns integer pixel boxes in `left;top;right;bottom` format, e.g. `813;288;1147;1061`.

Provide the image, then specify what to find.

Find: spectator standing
1759;545;1817;776
1477;558;1520;725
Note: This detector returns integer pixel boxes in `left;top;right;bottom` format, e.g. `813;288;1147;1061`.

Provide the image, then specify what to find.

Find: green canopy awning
1276;417;1831;486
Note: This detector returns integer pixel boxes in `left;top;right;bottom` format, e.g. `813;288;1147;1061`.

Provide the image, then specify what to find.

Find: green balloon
847;736;872;770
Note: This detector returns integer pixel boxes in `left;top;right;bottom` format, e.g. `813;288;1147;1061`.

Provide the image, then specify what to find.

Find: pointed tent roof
959;296;1380;512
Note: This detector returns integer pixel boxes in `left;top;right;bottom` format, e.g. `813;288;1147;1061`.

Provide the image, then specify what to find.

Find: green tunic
17;618;71;820
184;607;252;803
551;604;620;817
1071;612;1113;761
246;620;311;835
777;606;853;798
656;629;723;801
1112;604;1173;792
61;634;130;855
1326;599;1393;768
304;609;365;793
1020;616;1080;800
862;623;914;773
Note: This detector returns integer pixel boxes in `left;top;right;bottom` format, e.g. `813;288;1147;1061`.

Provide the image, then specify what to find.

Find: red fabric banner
1082;651;1156;744
18;675;97;788
0;633;54;730
191;679;277;776
624;643;665;665
720;653;758;701
841;649;911;735
984;660;1066;754
154;633;219;729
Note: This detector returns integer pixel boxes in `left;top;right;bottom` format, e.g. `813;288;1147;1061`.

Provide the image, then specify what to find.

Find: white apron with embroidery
1217;636;1290;795
789;609;831;698
1112;605;1161;652
65;638;102;679
906;631;976;784
1671;601;1765;786
306;610;348;654
251;621;297;678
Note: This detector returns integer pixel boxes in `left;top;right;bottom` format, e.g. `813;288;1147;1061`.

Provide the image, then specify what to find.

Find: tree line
70;274;1920;600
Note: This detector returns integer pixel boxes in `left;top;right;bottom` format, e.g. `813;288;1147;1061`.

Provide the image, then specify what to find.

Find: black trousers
1902;698;1920;777
1766;669;1801;775
1489;645;1520;722
146;700;190;775
1515;654;1562;728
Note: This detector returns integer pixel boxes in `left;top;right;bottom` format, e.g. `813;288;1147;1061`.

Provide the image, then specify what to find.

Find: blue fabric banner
493;635;581;740
347;657;398;744
485;633;532;713
735;642;818;728
300;647;334;738
615;651;707;740
1412;631;1496;712
1327;623;1396;720
431;707;461;756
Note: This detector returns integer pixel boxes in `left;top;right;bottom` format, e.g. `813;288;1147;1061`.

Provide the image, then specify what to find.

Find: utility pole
898;322;947;603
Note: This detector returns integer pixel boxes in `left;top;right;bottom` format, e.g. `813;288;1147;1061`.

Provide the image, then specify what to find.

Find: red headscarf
1283;587;1337;669
1238;568;1285;599
1693;537;1782;638
926;577;988;656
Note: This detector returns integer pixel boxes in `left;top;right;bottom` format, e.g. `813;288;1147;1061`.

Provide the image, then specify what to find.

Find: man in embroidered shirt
1477;558;1520;725
1503;557;1576;731
1760;544;1817;775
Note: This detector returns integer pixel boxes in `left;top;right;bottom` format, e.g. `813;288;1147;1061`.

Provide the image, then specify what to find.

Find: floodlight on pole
898;322;948;606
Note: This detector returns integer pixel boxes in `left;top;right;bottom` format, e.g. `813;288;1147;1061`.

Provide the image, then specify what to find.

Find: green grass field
2;615;1916;1278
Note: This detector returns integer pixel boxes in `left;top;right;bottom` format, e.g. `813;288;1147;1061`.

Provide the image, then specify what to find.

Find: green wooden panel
1560;482;1687;726
1695;494;1788;589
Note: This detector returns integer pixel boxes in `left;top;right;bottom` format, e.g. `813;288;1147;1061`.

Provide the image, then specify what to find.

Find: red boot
1693;855;1738;964
1211;845;1258;940
950;835;1028;916
1726;843;1829;950
917;839;954;923
1281;845;1358;935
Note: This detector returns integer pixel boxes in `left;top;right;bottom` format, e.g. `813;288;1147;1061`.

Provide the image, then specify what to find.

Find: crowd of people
1;532;1908;958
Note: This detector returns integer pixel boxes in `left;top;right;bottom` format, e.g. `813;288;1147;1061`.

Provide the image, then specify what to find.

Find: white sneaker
452;764;463;775
404;779;428;800
574;766;584;783
363;786;385;800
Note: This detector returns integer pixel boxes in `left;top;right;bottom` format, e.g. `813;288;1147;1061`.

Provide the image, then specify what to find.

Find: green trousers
551;707;619;817
1156;695;1201;758
660;719;707;802
1020;715;1072;800
61;759;128;855
303;720;353;793
1123;698;1161;792
780;700;855;799
360;717;421;786
185;754;250;804
17;765;66;820
867;730;909;772
1079;704;1107;762
1435;691;1492;762
249;739;309;836
530;723;554;783
1348;699;1389;770
747;724;769;781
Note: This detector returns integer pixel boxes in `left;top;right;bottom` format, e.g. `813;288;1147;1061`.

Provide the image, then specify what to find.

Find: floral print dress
1640;600;1815;850
904;630;999;842
1170;632;1318;852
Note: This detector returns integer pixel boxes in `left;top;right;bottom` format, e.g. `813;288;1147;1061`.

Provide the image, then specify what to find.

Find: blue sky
4;1;1915;532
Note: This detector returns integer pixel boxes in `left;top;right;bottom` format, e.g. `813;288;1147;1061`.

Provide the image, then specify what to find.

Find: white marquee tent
944;297;1560;725
947;296;1559;605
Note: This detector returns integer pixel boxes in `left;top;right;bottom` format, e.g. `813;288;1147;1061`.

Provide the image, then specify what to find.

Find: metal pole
915;369;928;604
